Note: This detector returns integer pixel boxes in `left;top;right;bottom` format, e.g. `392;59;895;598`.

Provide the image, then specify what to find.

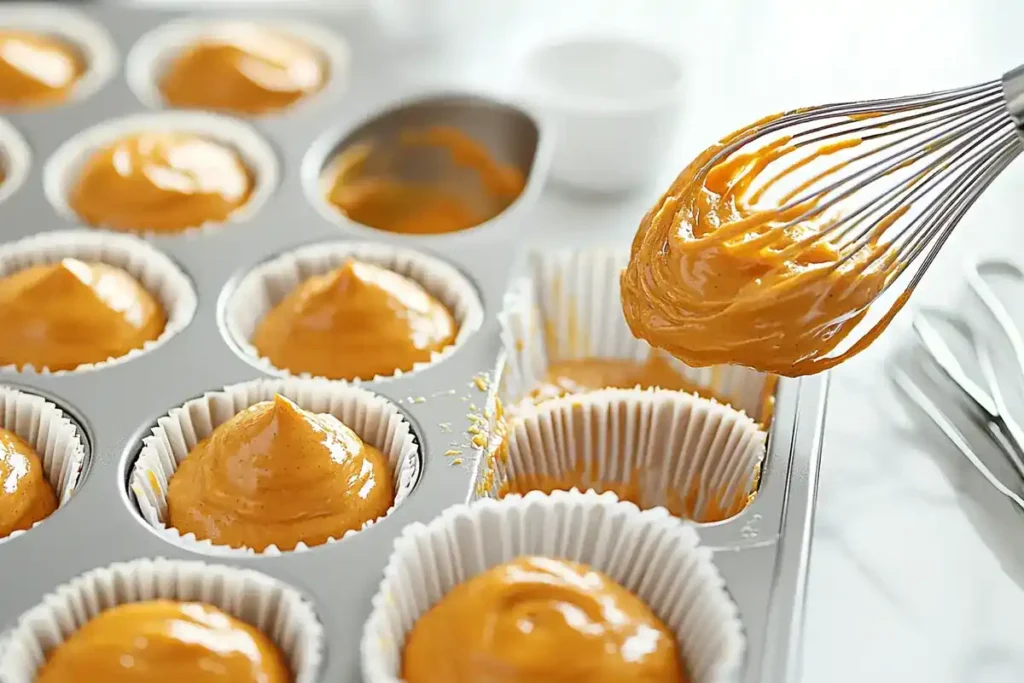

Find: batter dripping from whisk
621;115;910;377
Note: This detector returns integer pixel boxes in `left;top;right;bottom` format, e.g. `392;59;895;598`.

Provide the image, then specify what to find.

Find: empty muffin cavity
126;17;351;115
0;230;196;374
43;111;278;235
221;241;483;381
472;388;767;523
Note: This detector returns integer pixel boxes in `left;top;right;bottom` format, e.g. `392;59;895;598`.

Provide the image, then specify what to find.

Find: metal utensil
891;366;1024;515
911;309;1024;481
696;65;1024;365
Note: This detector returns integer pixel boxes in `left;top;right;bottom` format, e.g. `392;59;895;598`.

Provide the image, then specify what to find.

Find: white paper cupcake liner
0;230;197;374
222;241;484;382
0;118;30;206
501;248;776;424
0;5;118;106
43;111;279;236
0;386;87;543
0;558;324;683
472;387;766;523
362;489;745;683
126;17;351;115
129;377;421;555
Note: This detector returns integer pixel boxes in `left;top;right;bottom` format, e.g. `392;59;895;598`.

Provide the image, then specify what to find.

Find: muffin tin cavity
0;5;118;109
125;378;423;555
126;17;352;116
43;111;279;235
220;241;484;382
0;558;325;683
305;93;541;238
0;385;89;544
0;118;29;205
0;230;197;374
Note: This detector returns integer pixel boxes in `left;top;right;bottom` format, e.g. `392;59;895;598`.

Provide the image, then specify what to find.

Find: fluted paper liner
0;387;87;543
501;248;775;424
0;230;197;374
223;241;483;381
0;5;118;105
0;558;324;683
130;378;421;555
126;17;351;115
43;111;278;235
472;388;766;523
361;490;745;683
0;117;30;205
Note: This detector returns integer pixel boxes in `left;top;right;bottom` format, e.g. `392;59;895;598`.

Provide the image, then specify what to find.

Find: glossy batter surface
0;29;85;108
160;27;327;115
167;394;394;551
69;131;254;233
325;127;525;234
252;259;457;380
621;116;900;377
37;600;290;683
402;556;686;683
0;427;57;538
0;259;166;371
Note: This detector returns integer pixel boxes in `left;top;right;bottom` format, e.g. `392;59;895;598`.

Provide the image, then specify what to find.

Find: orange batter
324;126;525;234
159;27;327;115
403;556;685;683
252;259;457;380
37;600;290;683
621;115;904;377
0;29;85;108
69;131;254;233
528;354;726;405
0;427;57;538
0;259;166;371
167;394;393;551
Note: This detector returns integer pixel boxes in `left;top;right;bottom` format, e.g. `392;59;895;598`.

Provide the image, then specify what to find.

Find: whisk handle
1002;64;1024;136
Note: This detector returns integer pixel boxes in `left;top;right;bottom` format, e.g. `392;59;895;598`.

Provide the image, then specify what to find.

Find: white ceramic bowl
518;34;685;193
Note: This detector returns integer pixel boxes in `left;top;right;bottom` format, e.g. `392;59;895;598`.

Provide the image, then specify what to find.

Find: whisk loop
621;64;1024;376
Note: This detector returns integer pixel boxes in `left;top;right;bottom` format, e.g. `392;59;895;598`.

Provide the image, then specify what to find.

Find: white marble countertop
463;0;1024;680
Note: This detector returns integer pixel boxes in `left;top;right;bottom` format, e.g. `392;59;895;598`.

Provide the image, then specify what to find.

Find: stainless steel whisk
703;63;1024;314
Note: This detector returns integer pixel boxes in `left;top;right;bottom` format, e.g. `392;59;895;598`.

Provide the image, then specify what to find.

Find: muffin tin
0;3;828;682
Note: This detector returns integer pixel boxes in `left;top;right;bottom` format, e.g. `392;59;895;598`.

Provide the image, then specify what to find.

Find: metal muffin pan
0;3;828;682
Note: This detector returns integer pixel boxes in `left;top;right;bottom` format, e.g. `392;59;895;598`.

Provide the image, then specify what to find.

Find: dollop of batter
37;600;290;683
325;127;525;234
0;427;57;538
159;26;327;115
167;394;394;551
252;259;457;380
621;116;898;377
402;556;686;683
0;29;85;108
69;131;254;233
0;259;166;371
